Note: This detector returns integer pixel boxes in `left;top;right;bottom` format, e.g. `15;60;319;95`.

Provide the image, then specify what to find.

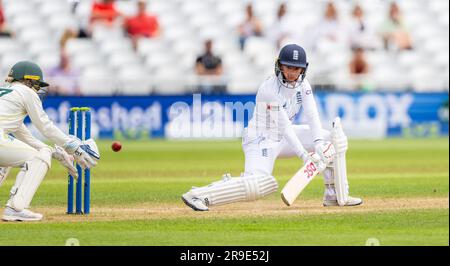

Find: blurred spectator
59;28;78;49
60;0;122;40
124;0;160;49
90;0;123;29
349;46;373;91
0;0;12;37
347;4;380;50
63;0;91;39
349;47;369;75
378;2;413;51
60;27;90;42
317;2;344;43
195;39;227;94
238;4;263;50
47;32;81;96
268;3;290;49
47;52;81;96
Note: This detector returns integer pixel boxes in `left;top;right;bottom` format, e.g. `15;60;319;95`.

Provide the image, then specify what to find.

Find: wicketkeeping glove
52;145;78;178
64;137;100;170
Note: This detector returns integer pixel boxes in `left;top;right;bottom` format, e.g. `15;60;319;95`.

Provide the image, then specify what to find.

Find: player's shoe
2;206;43;221
323;196;363;207
182;191;209;211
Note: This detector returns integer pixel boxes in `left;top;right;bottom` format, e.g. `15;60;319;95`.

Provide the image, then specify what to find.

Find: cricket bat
281;160;321;206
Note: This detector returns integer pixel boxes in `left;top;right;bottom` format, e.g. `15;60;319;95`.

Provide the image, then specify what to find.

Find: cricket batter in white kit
0;61;100;221
182;44;362;211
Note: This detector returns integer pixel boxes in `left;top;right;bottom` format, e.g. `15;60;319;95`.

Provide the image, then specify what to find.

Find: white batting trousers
184;125;337;209
242;125;334;184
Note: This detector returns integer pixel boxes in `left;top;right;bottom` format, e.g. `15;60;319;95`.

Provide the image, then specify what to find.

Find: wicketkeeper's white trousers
0;129;38;167
0;128;51;211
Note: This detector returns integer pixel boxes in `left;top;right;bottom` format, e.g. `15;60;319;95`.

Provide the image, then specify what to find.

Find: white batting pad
191;174;278;206
331;117;349;206
9;148;52;211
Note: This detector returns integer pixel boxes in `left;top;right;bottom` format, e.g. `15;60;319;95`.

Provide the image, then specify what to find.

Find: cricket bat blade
281;160;321;206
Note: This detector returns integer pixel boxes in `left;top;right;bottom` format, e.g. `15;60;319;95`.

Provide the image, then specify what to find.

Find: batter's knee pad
242;174;278;201
191;174;278;206
332;126;348;154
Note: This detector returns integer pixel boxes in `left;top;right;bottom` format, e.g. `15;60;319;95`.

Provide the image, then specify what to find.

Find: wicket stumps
67;107;91;215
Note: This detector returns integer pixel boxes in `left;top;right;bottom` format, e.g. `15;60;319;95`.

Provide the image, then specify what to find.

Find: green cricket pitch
0;138;448;246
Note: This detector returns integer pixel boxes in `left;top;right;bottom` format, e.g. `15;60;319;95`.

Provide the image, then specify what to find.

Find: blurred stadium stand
0;0;448;95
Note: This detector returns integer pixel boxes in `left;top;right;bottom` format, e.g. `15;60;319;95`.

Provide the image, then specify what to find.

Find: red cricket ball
111;141;122;152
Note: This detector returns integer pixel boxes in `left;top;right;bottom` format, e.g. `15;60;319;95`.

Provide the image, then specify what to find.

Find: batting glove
314;141;336;165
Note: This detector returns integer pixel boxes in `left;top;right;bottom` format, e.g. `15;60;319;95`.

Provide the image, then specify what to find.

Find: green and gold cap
8;61;49;87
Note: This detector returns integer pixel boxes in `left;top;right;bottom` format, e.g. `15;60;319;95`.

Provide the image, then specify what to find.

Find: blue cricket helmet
278;44;308;68
275;44;309;88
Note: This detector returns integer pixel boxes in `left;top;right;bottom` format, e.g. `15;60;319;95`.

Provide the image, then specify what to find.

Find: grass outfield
0;138;448;246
